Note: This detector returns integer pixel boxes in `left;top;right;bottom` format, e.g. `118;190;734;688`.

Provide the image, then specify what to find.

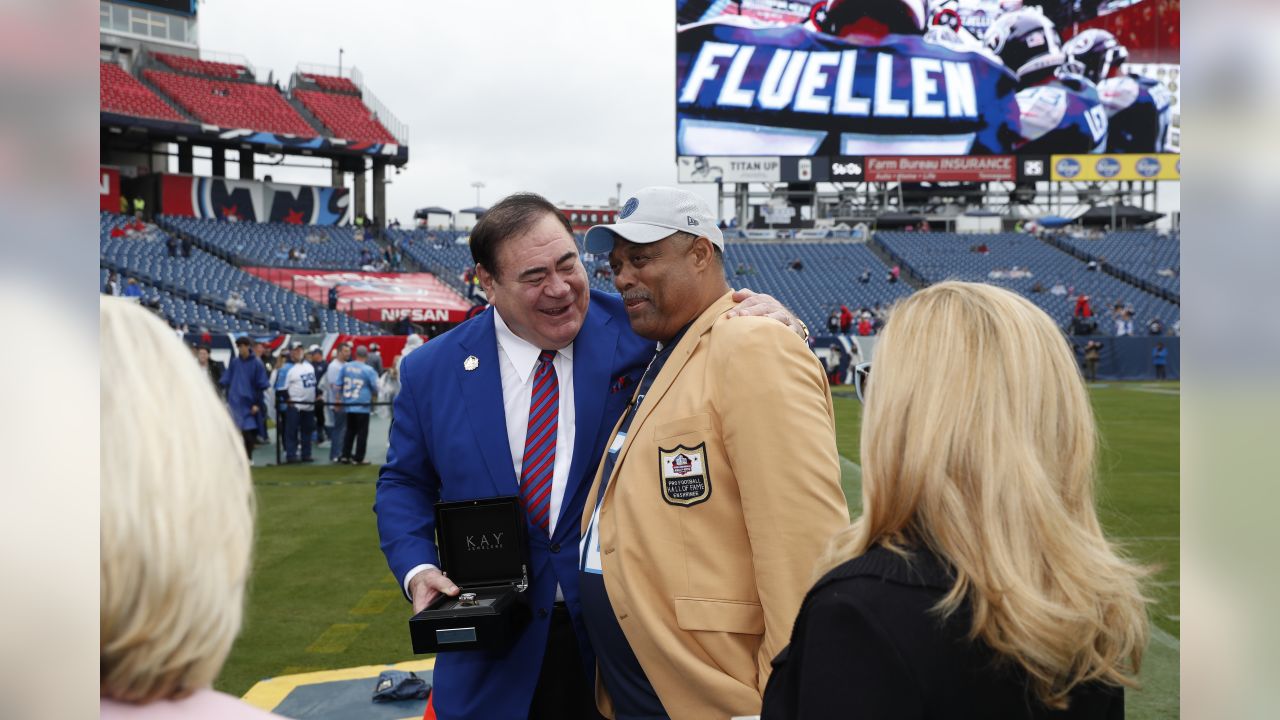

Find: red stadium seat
303;73;361;94
100;62;185;122
295;89;398;144
154;52;249;80
144;70;317;136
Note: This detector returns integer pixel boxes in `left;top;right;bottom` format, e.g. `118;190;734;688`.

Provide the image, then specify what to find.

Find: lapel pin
464;355;480;371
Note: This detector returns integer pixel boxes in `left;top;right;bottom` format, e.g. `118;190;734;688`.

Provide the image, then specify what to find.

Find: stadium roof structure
414;206;452;218
458;206;487;216
1077;205;1163;227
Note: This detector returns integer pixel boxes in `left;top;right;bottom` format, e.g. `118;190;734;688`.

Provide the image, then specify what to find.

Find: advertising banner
675;0;1180;157
100;166;121;212
1049;154;1180;182
864;155;1016;182
245;268;471;324
677;156;781;183
160;174;349;224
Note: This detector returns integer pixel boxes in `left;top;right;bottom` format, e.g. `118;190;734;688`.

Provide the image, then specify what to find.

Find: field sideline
219;382;1179;718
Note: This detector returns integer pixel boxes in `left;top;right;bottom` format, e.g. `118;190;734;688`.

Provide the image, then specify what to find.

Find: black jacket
762;546;1123;719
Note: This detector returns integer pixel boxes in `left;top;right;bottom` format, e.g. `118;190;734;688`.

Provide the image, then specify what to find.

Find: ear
689;236;716;271
476;263;497;294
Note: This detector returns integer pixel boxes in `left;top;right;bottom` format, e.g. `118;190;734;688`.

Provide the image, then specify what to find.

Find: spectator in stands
337;345;379;465
1148;318;1165;336
1050;280;1068;296
1086;259;1099;272
1031;281;1045;293
393;315;413;336
165;234;179;258
132;196;145;219
857;313;874;337
274;244;289;263
283;343;317;464
788;258;804;271
324;343;350;463
1152;343;1169;380
225;290;245;315
827;309;841;335
100;299;286;720
180;235;192;258
196;346;224;394
839;304;854;335
220;336;270;463
119;195;129;214
106;271;121;296
328;285;339;311
1115;309;1134;337
122;278;142;299
858;268;871;283
1073;294;1093;320
889;265;901;283
763;283;1148;720
1083;341;1102;381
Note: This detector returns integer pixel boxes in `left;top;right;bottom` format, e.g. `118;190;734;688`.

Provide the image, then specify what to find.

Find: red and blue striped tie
520;350;558;534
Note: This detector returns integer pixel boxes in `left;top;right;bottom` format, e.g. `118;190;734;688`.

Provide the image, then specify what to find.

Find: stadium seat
154;52;250;80
144;70;316;136
294;89;398;144
100;62;185;122
302;73;360;94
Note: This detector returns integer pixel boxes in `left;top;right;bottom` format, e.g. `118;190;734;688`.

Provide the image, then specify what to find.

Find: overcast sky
197;0;1179;225
198;0;697;223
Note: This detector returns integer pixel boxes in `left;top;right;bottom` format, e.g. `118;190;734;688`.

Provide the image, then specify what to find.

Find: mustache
622;291;652;303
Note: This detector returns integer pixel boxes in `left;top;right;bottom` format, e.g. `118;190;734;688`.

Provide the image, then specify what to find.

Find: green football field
219;382;1179;717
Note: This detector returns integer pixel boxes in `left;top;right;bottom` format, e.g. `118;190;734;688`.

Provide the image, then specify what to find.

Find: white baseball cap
585;186;723;254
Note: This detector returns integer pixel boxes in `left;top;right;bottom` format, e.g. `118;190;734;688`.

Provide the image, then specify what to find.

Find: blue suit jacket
375;290;650;720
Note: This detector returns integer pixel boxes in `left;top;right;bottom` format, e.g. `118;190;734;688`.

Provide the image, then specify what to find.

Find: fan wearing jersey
676;0;1021;155
984;8;1109;153
338;346;380;465
1065;28;1173;153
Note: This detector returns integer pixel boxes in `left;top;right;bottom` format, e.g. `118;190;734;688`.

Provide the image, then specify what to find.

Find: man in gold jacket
578;187;849;720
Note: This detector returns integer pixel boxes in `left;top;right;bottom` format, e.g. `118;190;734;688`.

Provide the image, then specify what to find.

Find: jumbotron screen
675;0;1180;158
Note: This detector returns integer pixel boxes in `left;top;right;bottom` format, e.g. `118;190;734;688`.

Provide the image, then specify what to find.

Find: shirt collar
493;308;574;384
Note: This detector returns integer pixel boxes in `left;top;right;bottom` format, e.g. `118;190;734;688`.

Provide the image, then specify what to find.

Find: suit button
538;608;548;619
550;543;561;553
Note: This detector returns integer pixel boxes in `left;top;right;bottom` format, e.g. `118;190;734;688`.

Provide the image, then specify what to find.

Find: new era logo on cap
584;187;723;254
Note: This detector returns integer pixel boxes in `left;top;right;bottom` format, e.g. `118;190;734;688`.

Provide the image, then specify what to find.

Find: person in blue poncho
220;335;270;464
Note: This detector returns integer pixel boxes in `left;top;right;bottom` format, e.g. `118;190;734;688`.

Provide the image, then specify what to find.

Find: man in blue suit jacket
375;192;799;720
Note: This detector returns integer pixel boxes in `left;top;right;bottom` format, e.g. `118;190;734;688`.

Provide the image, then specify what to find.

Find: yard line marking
304;623;368;654
349;589;399;616
1150;625;1180;651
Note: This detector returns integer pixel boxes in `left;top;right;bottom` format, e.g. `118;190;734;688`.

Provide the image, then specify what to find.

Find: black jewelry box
409;496;531;654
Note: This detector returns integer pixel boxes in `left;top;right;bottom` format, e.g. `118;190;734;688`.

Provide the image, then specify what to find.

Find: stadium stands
302;73;360;94
103;268;269;333
154;52;250;80
163;216;377;269
721;242;912;333
875;231;1180;334
101;214;382;334
1052;230;1181;297
294;89;397;144
386;228;476;296
144;70;316;136
100;61;185;121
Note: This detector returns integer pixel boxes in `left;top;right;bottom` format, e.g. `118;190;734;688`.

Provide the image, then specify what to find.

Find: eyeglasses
853;361;871;404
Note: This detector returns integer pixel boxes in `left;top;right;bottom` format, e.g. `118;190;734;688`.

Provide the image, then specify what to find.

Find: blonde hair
100;298;255;702
815;281;1149;709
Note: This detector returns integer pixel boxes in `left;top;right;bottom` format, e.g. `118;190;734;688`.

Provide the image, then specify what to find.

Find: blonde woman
101;298;283;719
762;282;1149;719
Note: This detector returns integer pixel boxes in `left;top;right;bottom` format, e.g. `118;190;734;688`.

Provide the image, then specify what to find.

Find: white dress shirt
402;309;576;600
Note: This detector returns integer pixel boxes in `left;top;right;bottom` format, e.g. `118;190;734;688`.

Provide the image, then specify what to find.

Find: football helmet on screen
983;8;1065;82
1063;28;1129;84
823;0;928;36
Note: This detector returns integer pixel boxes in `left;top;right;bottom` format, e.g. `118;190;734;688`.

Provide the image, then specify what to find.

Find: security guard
578;187;847;720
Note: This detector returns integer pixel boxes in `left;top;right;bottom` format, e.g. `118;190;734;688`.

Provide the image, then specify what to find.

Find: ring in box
409;496;531;653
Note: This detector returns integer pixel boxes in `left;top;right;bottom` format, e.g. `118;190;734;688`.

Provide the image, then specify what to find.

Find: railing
293;62;409;146
198;49;257;79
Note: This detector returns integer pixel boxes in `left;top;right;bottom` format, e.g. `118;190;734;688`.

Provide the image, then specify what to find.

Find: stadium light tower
471;181;485;207
338;47;344;75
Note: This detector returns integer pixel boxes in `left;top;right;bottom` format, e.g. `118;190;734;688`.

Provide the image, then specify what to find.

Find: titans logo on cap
620;197;639;219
